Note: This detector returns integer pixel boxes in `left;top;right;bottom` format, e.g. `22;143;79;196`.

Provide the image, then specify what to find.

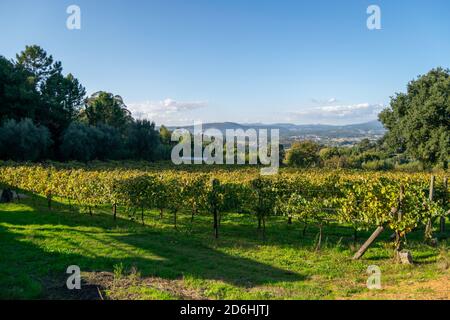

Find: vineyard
0;163;448;260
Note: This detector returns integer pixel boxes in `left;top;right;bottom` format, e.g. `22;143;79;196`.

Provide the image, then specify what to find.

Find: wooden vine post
393;184;405;261
440;177;448;234
352;226;385;260
424;175;435;241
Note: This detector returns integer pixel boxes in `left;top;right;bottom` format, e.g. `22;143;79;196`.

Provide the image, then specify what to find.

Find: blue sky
1;0;449;126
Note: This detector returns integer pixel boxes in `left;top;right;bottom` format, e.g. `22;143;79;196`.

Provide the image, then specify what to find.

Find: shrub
286;141;320;168
60;122;96;162
362;159;395;171
0;118;52;161
91;124;124;160
60;122;124;161
323;155;349;169
125;120;161;161
394;161;425;172
319;147;341;160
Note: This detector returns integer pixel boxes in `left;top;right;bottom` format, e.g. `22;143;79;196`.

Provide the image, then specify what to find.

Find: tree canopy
0;56;40;122
13;45;86;139
379;68;450;168
80;91;133;131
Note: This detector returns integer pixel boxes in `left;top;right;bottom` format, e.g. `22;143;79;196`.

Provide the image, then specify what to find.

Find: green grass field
0;193;448;300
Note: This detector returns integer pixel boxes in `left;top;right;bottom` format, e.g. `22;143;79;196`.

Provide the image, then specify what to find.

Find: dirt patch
348;274;450;300
43;271;204;300
43;274;106;300
63;272;207;300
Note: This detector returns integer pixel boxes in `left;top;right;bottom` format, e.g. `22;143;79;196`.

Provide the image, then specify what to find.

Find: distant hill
168;120;386;140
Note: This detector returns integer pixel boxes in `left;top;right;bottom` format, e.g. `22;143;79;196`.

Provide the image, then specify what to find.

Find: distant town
169;120;386;148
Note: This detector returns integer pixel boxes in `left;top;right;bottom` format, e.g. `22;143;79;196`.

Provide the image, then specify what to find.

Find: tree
60;122;123;161
278;144;286;165
16;45;62;91
0;56;40;122
379;68;450;168
319;147;341;160
60;122;97;162
80;91;132;131
0;118;52;161
286;140;321;167
92;124;124;160
125;119;161;161
354;138;375;154
159;125;172;145
15;45;86;142
40;73;86;135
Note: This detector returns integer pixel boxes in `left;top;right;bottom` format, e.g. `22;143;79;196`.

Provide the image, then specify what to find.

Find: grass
0;193;448;300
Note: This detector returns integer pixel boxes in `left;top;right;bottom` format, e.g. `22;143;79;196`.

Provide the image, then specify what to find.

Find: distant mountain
168;120;386;139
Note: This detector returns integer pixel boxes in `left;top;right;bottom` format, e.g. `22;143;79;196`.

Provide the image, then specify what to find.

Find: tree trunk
213;207;219;239
173;211;177;229
113;203;117;220
440;217;446;234
191;207;197;223
315;224;323;251
302;221;308;237
159;208;163;219
262;216;266;240
394;231;403;262
141;205;145;225
15;189;20;203
394;184;405;258
47;194;52;211
353;228;358;245
288;216;292;225
440;177;448;234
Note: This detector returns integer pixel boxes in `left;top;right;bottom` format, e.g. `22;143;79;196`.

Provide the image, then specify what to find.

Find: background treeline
0;45;174;162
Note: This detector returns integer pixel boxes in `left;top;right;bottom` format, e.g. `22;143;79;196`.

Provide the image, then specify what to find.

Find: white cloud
127;98;207;126
327;97;338;103
288;103;385;125
311;97;339;104
160;98;207;112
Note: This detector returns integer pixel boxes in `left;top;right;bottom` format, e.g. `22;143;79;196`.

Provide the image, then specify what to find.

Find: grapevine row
0;164;448;252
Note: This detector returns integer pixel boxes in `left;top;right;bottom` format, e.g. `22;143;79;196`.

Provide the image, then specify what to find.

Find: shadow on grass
0;194;305;299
